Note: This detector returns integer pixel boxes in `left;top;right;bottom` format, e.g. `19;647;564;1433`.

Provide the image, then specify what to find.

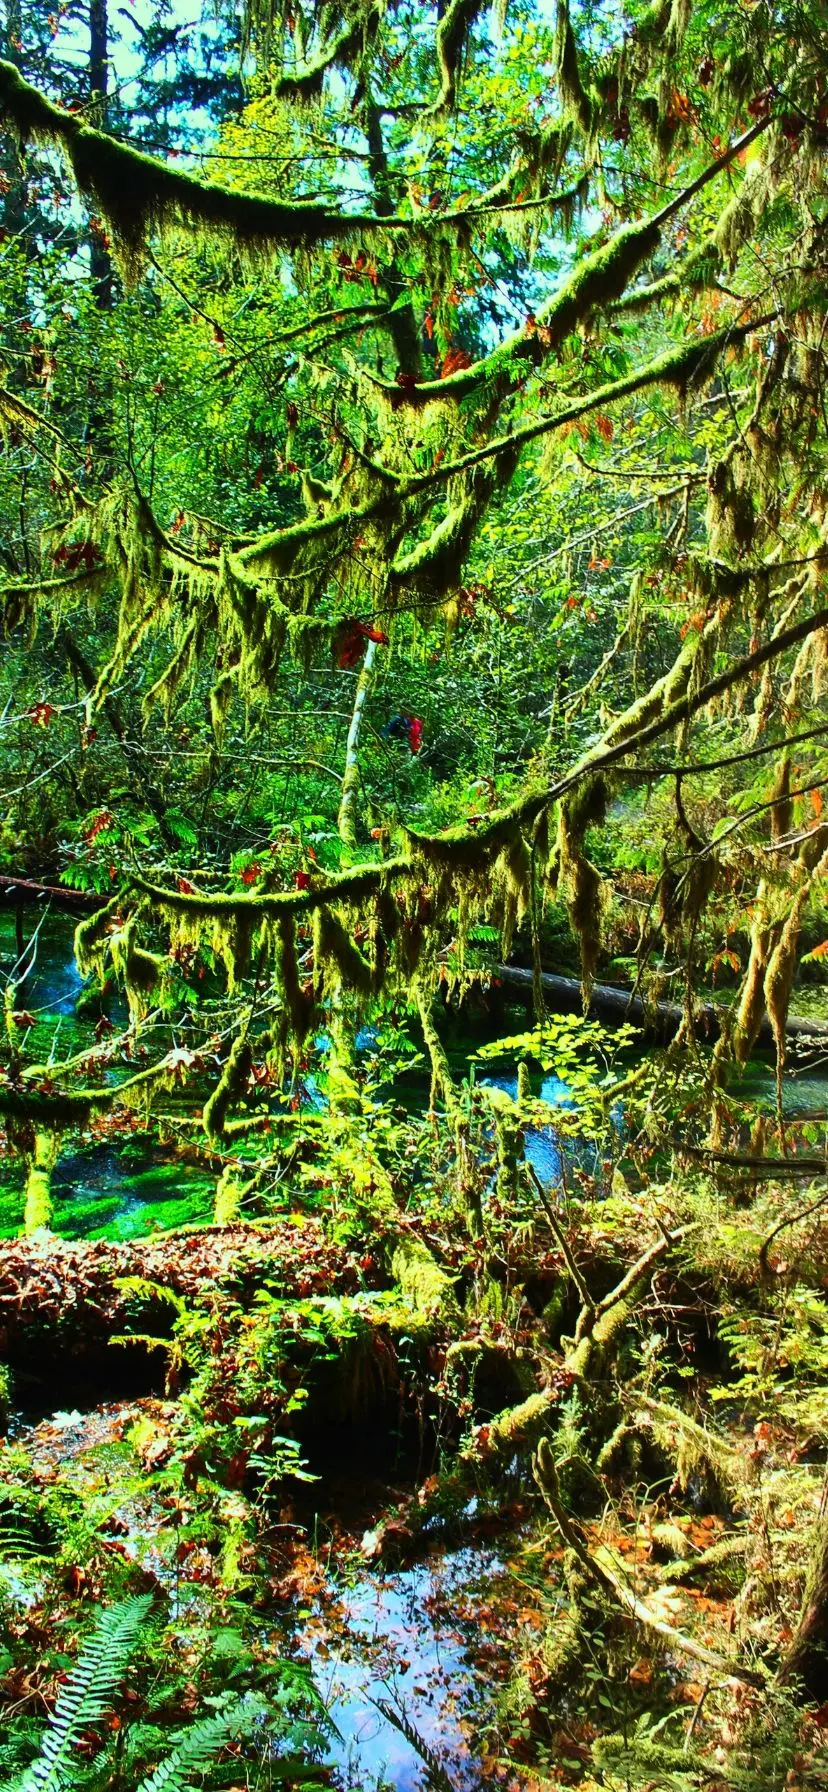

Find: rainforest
1;0;828;1786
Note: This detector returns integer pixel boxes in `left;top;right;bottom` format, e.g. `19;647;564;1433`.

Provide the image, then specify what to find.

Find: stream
0;910;608;1240
3;1398;541;1792
2;909;827;1242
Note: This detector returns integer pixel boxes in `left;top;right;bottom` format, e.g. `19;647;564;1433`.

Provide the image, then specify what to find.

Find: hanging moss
730;900;774;1068
274;912;316;1051
209;667;237;747
0;58;402;280
0;381;70;449
557;779;608;999
715;158;769;268
274;16;370;104
391;464;506;605
554;0;594;135
313;907;374;1000
110;917;167;1020
517;1059;533;1109
142;617;200;721
74;892;123;981
658;855;682;945
494;834;533;957
1;566;107;639
433;0;486;111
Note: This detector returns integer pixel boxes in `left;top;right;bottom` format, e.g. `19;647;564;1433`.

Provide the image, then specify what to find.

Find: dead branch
533;1438;763;1685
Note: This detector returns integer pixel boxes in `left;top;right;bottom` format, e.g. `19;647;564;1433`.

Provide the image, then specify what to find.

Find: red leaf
440;346;473;378
85;810;115;841
335;619;389;668
28;701;57;727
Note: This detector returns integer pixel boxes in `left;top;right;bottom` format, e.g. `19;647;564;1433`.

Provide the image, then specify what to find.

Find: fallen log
496;964;828;1047
0;1220;362;1373
0;872;100;913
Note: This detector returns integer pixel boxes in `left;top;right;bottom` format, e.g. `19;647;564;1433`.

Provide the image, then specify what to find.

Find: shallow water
6;1399;529;1792
0;1146;215;1240
292;1547;508;1790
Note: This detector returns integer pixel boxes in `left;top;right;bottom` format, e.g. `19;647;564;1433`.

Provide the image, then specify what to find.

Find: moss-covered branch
0;59;401;275
367;122;768;413
533;1439;762;1683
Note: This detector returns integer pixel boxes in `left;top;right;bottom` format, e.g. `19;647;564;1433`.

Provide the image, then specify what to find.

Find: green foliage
11;1595;153;1792
4;3;828;1788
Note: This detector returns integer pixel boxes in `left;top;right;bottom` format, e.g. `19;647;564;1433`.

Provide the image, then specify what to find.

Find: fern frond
134;1695;264;1792
112;1276;188;1316
14;1594;153;1792
0;1525;48;1563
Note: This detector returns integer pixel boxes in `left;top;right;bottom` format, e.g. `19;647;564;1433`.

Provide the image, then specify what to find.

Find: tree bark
88;0;113;307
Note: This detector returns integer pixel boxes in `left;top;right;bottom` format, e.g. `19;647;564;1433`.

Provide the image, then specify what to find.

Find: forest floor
3;1167;828;1790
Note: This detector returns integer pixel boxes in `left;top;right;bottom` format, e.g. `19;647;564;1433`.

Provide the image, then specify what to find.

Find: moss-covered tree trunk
780;1490;828;1700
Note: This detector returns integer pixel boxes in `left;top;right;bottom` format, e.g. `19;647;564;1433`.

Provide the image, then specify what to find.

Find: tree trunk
337;637;378;845
89;0;113;307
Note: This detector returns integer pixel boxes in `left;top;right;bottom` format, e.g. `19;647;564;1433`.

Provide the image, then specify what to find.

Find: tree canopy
3;0;828;1782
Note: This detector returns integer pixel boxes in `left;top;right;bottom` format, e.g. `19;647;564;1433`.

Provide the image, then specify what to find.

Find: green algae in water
52;1150;214;1240
0;1168;26;1238
0;1149;213;1240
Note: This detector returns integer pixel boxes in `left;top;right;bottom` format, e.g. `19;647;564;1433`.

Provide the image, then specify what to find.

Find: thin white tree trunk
337;637;378;845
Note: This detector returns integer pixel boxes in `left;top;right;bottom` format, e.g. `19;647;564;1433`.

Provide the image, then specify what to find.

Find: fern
135;1695;264;1792
12;1595;153;1792
3;1603;325;1792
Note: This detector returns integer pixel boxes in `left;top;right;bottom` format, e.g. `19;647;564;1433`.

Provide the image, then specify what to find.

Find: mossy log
391;1234;460;1319
469;1225;694;1464
496;965;828;1047
0;1220;362;1370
